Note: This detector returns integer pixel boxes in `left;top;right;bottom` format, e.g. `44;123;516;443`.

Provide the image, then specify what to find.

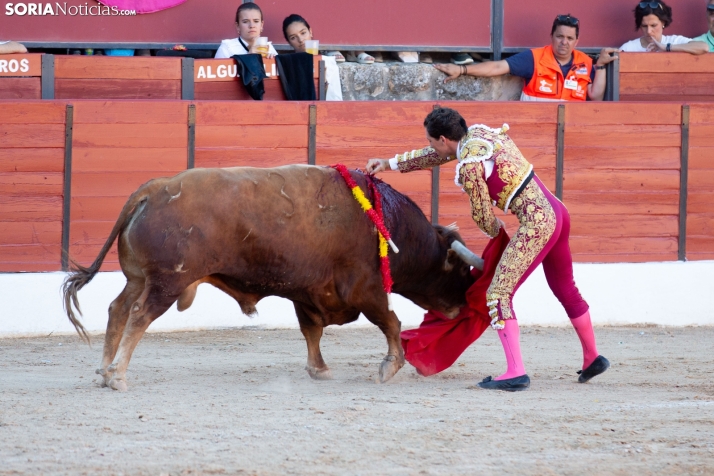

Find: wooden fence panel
55;57;182;100
315;102;434;221
0;54;43;100
0;101;65;271
195;102;309;169
619;53;714;102
564;103;681;263
69;101;188;270
436;102;559;254
687;104;714;260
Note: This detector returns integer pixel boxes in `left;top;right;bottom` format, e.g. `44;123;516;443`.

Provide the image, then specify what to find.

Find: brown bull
63;165;479;391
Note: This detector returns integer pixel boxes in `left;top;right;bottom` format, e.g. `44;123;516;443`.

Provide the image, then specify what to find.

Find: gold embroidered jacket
393;124;533;238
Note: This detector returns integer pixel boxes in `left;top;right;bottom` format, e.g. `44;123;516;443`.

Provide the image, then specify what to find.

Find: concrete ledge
339;62;524;101
1;260;712;337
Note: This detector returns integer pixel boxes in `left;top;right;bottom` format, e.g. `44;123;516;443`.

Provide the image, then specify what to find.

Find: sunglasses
555;14;579;26
637;2;663;10
708;4;714;11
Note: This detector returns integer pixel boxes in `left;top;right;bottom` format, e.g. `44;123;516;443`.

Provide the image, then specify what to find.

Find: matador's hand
366;158;389;175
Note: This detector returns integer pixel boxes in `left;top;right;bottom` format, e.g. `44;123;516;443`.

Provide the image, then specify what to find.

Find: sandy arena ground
1;325;714;475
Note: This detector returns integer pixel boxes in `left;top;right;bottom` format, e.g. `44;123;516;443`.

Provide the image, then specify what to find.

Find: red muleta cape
400;229;510;376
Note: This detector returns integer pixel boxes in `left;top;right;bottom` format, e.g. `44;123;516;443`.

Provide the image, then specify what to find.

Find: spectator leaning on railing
0;41;27;54
693;0;714;52
434;14;617;102
620;1;708;54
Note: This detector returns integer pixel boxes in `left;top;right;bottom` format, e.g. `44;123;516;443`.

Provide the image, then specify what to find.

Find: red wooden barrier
69;101;188;270
55;56;182;100
619;53;714;102
0;54;43;100
194;102;309;168
687;105;714;260
0;101;66;271
564;103;681;263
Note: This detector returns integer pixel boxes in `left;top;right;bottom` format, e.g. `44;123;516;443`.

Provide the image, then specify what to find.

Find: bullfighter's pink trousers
487;176;600;380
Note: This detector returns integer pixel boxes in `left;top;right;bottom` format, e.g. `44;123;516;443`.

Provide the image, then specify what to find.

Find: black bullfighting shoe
577;355;610;383
477;374;530;392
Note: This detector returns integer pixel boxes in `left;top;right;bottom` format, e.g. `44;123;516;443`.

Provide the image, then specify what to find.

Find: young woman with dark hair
282;14;343;101
620;1;708;53
215;3;277;59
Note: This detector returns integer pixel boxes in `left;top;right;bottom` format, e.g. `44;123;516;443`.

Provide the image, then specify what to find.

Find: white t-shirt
620;35;693;52
322;56;343;101
215;38;277;58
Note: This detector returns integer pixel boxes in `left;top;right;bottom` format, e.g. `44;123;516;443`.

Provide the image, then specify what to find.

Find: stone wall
338;63;524;101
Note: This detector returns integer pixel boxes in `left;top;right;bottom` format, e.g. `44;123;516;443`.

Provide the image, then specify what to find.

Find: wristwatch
595;65;607;70
666;43;671;52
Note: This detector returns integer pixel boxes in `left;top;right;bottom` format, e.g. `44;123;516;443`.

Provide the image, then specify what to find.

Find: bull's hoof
108;377;128;392
305;365;333;380
95;368;113;388
379;355;404;383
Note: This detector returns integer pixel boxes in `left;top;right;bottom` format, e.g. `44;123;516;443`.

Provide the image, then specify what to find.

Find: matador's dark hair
423;107;468;141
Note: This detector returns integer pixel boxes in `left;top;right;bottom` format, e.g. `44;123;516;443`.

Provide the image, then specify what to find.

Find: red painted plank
55;56;182;80
619;52;714;73
572;252;677;263
687;192;714;214
317;102;434;125
196;125;307;148
0;195;63;221
72;123;187;148
196;101;308;125
0;244;62;262
70;196;127;222
570;236;678;255
72;147;187;172
0;102;66;124
0;78;41;99
195;148;307;168
73;101;188;124
689;147;714;169
688;170;714;192
565;125;681;147
438;102;559;125
317;125;435;149
0;54;43;77
0;262;61;272
194;80;289;101
55;79;181;100
570;214;678;237
620;73;714;96
0;172;64;195
0;148;64;172
0;221;62;245
0;124;65;148
687;235;714;254
687;214;714;236
564;147;680;170
71;171;182;197
564;102;681;126
563;169;679;192
562;191;680;215
689;125;714;147
689;104;714;124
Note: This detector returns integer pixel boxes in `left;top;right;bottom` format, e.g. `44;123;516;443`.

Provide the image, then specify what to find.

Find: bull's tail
62;180;164;343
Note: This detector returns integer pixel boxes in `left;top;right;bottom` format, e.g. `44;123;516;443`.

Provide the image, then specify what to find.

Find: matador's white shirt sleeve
388;158;399;170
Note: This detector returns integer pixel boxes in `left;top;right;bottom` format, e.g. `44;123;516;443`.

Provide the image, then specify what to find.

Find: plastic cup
255;37;269;57
305;39;319;55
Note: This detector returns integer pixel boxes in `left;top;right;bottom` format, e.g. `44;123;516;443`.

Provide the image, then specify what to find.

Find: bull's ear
444;249;458;271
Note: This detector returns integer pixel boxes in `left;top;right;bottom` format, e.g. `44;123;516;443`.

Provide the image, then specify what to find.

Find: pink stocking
570;310;599;369
495;318;526;380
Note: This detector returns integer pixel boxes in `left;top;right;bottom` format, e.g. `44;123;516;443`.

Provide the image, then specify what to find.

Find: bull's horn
450;241;484;271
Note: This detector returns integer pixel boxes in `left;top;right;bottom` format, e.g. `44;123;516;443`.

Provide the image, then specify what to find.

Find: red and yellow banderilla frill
332;164;399;310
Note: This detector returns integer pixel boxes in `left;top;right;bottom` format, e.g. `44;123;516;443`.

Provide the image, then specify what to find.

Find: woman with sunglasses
620;1;708;54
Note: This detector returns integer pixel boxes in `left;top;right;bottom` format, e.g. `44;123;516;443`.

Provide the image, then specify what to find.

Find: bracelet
595;65;607;70
666;43;671;52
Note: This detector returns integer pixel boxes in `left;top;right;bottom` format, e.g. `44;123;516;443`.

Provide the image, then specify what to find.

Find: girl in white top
282;14;343;101
215;3;277;59
620;1;708;54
